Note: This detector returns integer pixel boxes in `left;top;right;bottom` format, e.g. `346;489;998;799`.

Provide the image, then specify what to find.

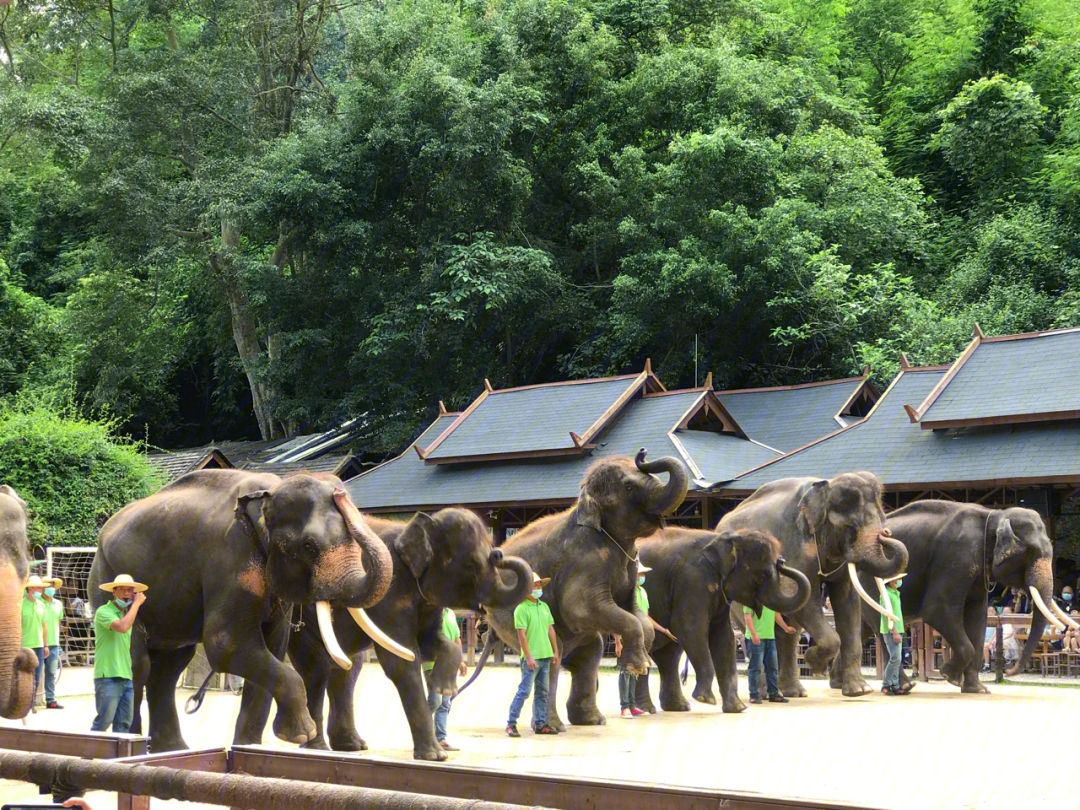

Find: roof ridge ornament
899;353;911;370
973;323;985;339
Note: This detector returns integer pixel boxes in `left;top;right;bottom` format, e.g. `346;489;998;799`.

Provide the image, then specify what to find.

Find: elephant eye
303;540;318;556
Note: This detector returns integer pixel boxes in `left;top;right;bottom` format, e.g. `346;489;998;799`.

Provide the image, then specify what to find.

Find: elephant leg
786;606;838;697
709;618;745;713
955;597;989;694
829;580;873;697
679;622;717;706
373;645;445;761
234;679;273;746
650;640;689;712
144;646;196;753
128;629;151;739
633;669;656;713
562;634;605;726
567;601;647;675
326;656;368;751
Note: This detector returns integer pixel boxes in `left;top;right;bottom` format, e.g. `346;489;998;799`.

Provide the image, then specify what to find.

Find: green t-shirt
879;587;905;634
635;583;650;616
94;600;133;679
423;608;460;672
42;598;63;647
743;606;776;641
20;596;45;649
513;598;555;660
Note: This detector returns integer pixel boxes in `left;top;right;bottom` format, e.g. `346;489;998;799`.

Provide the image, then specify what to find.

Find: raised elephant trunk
853;530;909;578
765;563;812;615
332;488;393;609
481;550;534;609
635;450;689;517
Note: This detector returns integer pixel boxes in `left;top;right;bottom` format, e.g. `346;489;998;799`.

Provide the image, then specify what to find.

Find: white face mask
531;589;543;599
638;576;646;586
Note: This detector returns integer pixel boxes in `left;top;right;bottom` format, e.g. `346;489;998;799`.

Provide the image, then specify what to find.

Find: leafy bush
0;406;164;549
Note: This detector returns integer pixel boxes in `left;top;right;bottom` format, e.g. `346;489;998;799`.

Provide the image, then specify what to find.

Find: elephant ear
993;517;1024;570
396;512;436;579
235;490;272;554
798;480;829;531
0;484;27;512
703;532;738;581
575;490;602;531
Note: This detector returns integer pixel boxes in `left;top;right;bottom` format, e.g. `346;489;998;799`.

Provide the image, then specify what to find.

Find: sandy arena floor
1;664;1074;810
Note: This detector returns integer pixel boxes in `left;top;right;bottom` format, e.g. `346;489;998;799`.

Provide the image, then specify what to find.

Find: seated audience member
1062;610;1080;652
1055;586;1075;613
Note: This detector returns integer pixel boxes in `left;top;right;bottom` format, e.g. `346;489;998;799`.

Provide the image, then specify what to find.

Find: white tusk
1029;588;1067;632
316;600;353;670
349;607;416;661
848;563;901;624
875;577;894;631
1048;598;1079;630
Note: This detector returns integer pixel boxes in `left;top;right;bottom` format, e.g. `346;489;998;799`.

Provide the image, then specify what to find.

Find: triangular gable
418;363;666;465
907;326;1080;430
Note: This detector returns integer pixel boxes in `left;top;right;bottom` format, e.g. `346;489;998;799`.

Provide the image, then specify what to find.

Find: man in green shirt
21;575;48;711
41;576;65;709
743;603;795;704
91;574;147;732
506;572;558;737
424;607;467;751
879;574;912;695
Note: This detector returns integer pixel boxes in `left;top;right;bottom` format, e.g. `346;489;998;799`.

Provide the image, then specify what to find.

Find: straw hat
44;577;62;589
24;575;47;590
636;561;652;574
531;572;551;588
98;574;148;593
882;573;905;584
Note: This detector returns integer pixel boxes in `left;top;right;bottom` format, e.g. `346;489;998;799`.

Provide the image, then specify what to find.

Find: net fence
46;547;97;666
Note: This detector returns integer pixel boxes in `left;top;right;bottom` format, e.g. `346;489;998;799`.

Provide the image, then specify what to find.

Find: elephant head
393;508;533;610
236;474;395;666
0;485;37;719
575;449;689;544
798;471;908;618
990;508;1069;674
704;529;811;617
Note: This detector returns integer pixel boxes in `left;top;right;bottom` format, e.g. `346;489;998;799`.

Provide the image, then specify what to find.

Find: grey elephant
464;450;688;728
636;526;811;713
0;485;36;719
268;508;533;760
718;473;908;697
89;469;401;752
860;501;1074;693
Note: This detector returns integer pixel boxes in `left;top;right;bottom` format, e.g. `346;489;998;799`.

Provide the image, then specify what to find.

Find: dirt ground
1;663;1074;810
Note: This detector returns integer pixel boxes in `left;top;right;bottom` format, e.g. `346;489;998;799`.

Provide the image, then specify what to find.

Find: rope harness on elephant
596;525;639;563
801;507;845;579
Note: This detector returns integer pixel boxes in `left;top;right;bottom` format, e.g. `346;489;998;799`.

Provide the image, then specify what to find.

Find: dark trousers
746;638;779;699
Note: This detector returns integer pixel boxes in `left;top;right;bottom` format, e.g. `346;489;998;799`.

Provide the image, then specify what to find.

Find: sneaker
898;682;915;695
629;707;645;716
768;695;789;703
749;697;762;704
45;701;64;710
439;741;459;751
620;708;633;718
506;725;520;738
534;724;559;734
881;685;899;696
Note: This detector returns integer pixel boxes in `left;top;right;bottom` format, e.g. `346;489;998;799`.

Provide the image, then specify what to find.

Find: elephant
463;449;689;729
860;501;1075;693
635;527;811;714
718;473;908;698
89;469;398;752
253;508;534;761
0;485;36;720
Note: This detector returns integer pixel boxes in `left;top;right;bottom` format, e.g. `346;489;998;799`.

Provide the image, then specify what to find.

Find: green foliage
0;259;63;398
0;403;164;548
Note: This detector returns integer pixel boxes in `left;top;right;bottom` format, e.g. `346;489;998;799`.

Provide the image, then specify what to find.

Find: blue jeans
32;648;44;702
747;638;779;699
618;669;637;710
91;677;134;733
507;657;551;729
882;633;902;689
43;645;60;702
425;675;452;742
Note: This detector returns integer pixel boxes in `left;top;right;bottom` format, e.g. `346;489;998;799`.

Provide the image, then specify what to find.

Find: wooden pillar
701;497;711;530
464;611;477;668
875;634;884;679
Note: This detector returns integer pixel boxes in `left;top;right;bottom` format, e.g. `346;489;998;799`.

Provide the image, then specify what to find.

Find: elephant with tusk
0;485;37;720
860;500;1066;693
718;472;908;698
89;470;401;753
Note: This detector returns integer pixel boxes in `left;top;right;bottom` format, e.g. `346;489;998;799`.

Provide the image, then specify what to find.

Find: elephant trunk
1009;559;1060;676
853;530;909;579
332;488;393;609
481;551;534;609
635;450;689;517
765;564;812;615
0;562;36;719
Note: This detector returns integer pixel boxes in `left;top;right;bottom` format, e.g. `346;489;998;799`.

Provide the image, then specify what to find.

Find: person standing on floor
506;572;558;737
880;575;912;695
615;563;676;718
41;577;65;709
21;575;48;711
91;574;147;733
743;603;795;704
425;607;468;751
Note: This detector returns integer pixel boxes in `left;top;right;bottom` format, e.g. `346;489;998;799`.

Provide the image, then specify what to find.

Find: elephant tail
184;670;216;715
456;629;496;695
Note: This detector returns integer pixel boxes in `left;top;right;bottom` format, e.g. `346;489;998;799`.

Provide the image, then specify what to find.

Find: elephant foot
567;705;606;726
691;688;716;705
272;710;318;745
148;734;189;754
841;675;872;698
300;737;330;751
328;733;368;752
660;696;690;712
721;696;746;714
617;649;648;676
962;678;989;694
778;679;807;698
940;659;965;688
803;646;834;675
415;745;449;761
637;700;657;714
548;716;567;733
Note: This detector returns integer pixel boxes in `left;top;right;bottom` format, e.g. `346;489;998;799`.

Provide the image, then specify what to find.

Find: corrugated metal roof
423;377;641;461
918;329;1080;426
716;378;865;452
716;368;1080;494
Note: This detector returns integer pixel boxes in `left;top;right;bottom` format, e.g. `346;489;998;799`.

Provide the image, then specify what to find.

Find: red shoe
629;707;645;716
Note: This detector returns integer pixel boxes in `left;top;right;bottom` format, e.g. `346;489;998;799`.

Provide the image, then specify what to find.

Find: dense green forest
1;0;1078;453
